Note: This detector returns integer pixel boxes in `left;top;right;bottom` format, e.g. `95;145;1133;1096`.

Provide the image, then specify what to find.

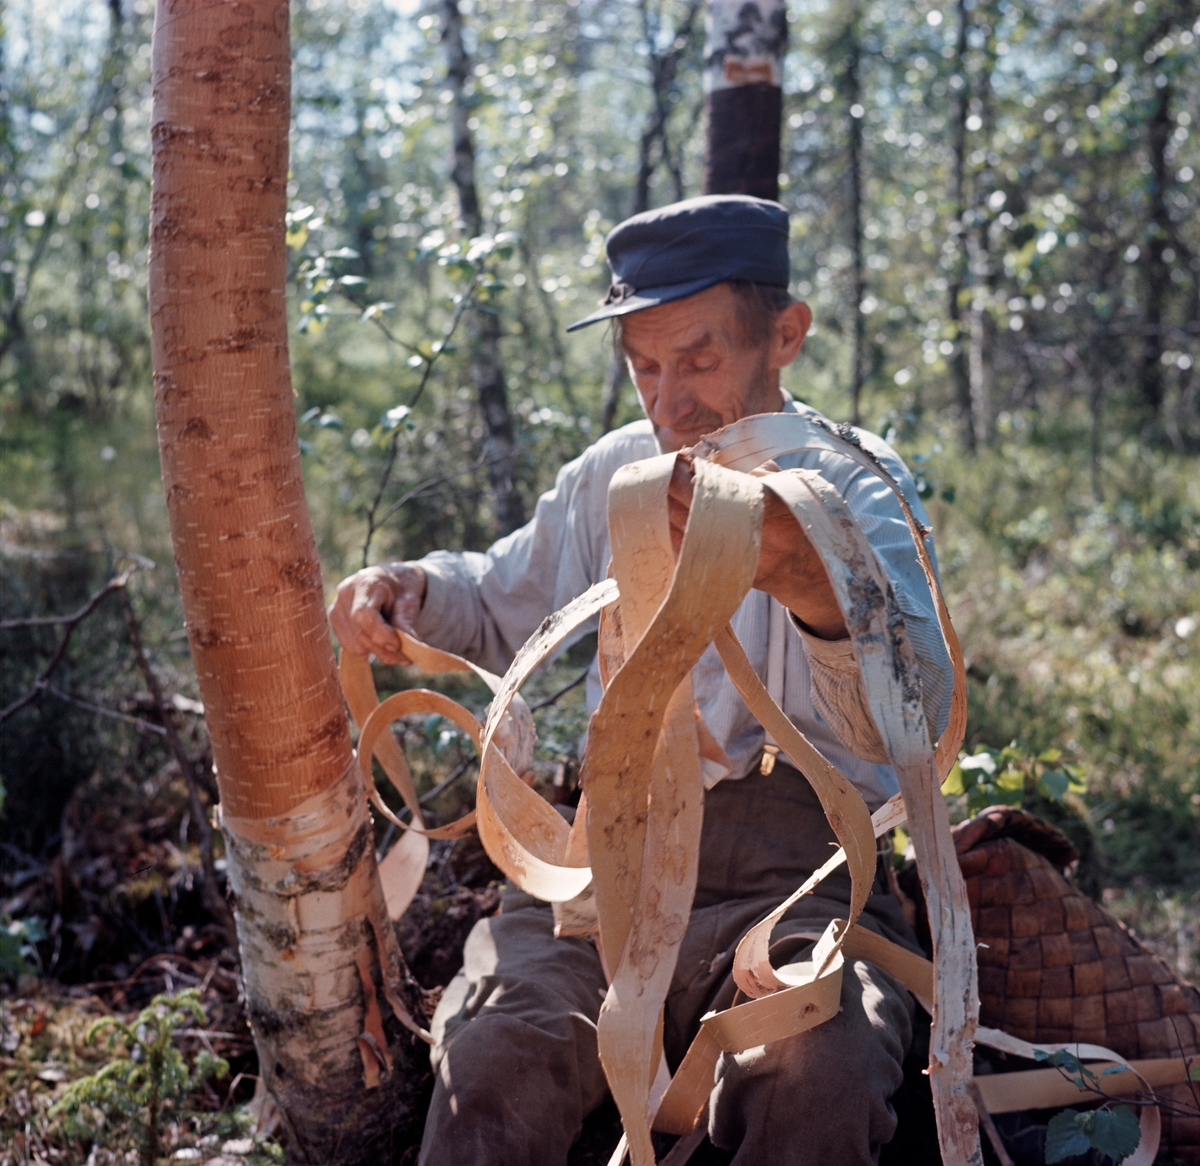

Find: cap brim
565;275;724;332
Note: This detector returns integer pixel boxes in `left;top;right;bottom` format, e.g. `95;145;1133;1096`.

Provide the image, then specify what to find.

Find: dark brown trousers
419;763;922;1165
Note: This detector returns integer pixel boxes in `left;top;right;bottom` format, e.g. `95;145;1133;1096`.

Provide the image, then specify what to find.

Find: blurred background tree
2;0;1198;972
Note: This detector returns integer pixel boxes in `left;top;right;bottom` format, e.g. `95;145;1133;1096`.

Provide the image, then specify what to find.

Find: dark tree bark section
846;41;866;426
440;0;526;537
1140;80;1171;420
947;0;974;449
703;84;782;201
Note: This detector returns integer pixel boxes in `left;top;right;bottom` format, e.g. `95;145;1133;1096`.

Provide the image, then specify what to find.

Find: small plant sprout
52;989;228;1166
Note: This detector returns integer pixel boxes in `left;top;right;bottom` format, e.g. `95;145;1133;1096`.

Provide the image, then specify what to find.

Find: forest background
0;0;1198;1152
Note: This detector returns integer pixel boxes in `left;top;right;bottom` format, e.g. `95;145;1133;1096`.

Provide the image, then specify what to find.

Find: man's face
619;282;807;452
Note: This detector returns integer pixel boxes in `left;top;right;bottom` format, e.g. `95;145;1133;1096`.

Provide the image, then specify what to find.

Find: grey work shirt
413;396;952;811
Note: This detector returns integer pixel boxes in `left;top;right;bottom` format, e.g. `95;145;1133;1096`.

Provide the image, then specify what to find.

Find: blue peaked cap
567;194;790;332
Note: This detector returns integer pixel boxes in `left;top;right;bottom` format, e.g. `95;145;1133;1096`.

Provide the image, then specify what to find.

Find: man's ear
770;301;813;370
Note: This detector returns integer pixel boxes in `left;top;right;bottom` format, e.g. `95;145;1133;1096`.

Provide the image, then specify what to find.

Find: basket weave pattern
956;807;1200;1159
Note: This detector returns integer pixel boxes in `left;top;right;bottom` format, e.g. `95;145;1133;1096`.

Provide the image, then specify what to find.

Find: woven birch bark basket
900;806;1200;1163
339;412;1194;1165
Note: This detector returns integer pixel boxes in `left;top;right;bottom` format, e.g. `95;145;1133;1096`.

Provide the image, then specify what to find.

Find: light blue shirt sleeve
412;422;656;676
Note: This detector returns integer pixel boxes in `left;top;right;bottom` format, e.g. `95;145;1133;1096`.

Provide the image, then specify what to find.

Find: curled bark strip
585;457;762;1166
357;689;483;833
694;411;967;780
692;418;979;1164
715;625;874;997
702;922;846;1053
338;579;617;912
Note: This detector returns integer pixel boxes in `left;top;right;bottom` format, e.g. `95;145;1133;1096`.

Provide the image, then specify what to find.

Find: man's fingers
667;456;696;504
327;565;425;664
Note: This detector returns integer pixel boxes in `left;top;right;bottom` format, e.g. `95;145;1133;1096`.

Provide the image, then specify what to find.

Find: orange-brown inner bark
149;0;351;819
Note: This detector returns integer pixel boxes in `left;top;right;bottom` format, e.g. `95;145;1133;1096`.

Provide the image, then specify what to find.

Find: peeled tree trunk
149;3;426;1160
703;0;786;200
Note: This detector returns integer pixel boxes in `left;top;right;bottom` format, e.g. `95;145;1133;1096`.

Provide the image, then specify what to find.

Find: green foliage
930;435;1200;886
1045;1105;1141;1164
1037;1050;1146;1164
941;743;1086;816
0;913;47;981
51;989;228;1166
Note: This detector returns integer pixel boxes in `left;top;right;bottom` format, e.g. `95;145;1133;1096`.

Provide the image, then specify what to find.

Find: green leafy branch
941;743;1086;816
286;195;521;565
357;229;516;567
51;989;228;1166
1037;1048;1200;1164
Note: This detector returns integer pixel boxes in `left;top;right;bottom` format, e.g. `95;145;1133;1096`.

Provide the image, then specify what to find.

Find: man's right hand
328;563;427;666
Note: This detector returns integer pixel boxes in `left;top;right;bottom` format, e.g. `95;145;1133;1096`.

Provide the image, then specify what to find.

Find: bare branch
119;590;235;939
375;448;498;531
529;667;589;712
360;282;480;568
43;684;167;737
0;562;146;723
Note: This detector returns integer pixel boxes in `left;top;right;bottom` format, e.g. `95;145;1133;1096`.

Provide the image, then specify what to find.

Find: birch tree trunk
1140;79;1172;421
703;0;786;199
603;0;703;433
844;13;867;426
440;0;526;537
966;7;997;449
947;0;975;450
149;3;426;1160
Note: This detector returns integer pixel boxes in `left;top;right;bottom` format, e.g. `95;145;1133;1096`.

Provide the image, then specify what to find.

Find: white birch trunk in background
703;0;787;199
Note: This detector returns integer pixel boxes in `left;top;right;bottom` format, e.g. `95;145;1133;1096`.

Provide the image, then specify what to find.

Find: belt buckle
759;744;780;775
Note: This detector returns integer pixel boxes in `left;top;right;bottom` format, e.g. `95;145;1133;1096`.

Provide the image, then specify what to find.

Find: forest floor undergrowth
4;657;1197;1165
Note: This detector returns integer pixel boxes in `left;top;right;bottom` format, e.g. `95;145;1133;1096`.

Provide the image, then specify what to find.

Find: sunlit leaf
996;766;1025;792
285;222;309;250
1039;769;1070;801
941;764;965;797
959;752;997;776
381;405;412;431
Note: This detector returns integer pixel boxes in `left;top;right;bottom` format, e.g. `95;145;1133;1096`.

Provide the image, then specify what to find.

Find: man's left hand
667;455;848;641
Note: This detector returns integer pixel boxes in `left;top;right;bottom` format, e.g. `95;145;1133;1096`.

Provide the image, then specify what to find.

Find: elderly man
330;195;949;1165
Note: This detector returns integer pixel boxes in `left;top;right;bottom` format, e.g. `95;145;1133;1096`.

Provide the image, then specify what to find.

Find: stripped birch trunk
149;3;426;1159
703;0;786;200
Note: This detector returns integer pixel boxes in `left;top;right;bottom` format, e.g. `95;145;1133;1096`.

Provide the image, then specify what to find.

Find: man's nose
652;368;696;427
